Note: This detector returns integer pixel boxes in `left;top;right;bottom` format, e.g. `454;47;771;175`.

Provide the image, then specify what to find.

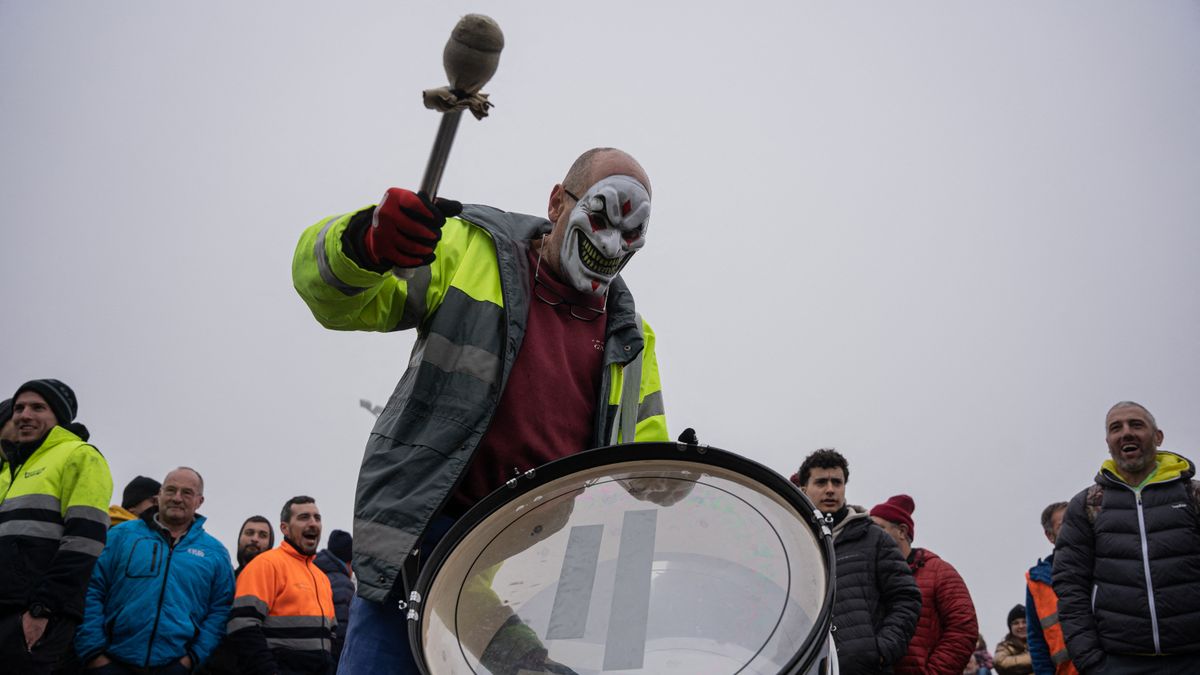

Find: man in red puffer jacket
871;495;978;675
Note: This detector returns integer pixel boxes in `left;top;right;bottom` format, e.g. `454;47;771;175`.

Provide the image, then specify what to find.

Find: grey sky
3;0;1198;648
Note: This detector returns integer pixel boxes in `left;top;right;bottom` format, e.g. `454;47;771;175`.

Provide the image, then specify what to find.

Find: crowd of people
0;381;354;674
5;145;1198;675
785;399;1200;675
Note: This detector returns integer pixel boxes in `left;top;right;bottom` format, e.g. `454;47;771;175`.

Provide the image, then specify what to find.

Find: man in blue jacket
76;467;235;673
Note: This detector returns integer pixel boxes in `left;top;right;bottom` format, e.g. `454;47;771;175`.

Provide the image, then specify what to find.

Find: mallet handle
419;109;463;199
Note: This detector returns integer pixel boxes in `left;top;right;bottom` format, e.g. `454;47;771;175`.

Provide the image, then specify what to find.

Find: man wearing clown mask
292;147;668;674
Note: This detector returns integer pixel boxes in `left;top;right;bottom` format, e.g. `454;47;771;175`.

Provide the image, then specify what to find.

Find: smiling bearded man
1052;402;1200;675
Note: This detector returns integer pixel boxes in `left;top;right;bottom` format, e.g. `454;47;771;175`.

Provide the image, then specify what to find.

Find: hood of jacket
1098;450;1194;488
831;504;872;542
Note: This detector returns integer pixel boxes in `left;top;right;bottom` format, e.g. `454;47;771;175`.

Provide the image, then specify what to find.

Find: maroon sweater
447;248;607;516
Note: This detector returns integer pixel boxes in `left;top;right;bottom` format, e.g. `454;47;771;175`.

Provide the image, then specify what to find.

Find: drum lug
401;590;422;619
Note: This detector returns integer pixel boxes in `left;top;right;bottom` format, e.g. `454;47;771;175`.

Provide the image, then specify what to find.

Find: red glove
364;188;463;268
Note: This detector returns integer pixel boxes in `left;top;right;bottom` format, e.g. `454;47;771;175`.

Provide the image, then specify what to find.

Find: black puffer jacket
1052;451;1200;672
831;507;922;675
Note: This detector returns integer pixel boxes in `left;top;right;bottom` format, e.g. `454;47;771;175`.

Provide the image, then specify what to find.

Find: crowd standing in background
1;391;1196;674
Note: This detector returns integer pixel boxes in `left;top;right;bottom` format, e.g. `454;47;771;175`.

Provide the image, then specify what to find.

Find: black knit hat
122;476;162;510
1008;604;1026;628
14;379;78;425
328;529;353;564
0;398;12;428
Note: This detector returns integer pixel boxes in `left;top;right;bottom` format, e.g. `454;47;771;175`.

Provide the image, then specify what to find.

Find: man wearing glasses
292;147;667;674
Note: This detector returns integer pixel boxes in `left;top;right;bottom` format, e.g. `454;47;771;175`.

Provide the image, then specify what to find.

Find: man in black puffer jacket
792;449;921;674
1053;401;1200;675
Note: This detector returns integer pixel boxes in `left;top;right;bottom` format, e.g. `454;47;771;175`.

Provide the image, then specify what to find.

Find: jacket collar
1098;450;1195;488
1;426;81;469
281;538;315;562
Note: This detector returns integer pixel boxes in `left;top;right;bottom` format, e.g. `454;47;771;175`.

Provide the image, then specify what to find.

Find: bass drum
407;442;837;675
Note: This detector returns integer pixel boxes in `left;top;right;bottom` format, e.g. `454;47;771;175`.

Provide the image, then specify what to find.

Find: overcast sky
4;0;1198;649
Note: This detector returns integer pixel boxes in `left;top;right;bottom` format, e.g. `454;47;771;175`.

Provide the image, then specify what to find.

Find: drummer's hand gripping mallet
395;14;504;279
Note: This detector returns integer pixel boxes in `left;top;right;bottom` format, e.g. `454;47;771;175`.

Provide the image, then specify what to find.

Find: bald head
562;148;651;197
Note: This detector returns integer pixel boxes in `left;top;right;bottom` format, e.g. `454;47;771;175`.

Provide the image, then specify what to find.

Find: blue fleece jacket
76;512;235;667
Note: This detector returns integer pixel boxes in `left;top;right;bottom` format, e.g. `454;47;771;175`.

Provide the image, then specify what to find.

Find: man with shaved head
293;147;668;673
1052;402;1200;674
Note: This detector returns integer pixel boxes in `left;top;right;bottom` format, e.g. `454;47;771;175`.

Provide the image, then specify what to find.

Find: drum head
410;442;833;675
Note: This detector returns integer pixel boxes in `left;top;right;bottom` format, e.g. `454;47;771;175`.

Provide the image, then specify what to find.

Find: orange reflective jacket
1026;572;1079;675
226;540;336;675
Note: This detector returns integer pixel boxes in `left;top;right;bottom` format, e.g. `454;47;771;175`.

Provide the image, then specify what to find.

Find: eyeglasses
533;247;606;322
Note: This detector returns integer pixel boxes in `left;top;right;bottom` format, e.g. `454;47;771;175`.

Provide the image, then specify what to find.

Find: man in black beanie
0;379;113;673
107;475;162;527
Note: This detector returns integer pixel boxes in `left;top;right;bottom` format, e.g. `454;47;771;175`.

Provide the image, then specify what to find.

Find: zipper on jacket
1134;492;1162;653
144;536;177;666
305;558;332;656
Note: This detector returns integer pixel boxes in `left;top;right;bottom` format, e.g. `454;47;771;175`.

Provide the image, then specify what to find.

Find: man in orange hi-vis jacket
226;496;336;675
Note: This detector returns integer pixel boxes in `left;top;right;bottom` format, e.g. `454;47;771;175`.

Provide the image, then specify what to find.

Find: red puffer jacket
894;548;979;675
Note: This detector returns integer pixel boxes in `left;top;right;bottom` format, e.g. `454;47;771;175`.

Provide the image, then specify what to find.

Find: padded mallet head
443;14;504;94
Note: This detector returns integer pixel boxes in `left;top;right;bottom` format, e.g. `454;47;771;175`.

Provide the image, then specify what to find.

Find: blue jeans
339;516;455;675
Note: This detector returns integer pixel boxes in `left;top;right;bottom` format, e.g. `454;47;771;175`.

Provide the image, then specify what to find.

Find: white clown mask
559;174;651;295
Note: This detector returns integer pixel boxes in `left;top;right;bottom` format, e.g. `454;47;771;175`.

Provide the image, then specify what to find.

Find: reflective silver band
227;617;261;634
0;493;61;513
0;520;64;539
315;217;367;297
264;615;331;629
58;534;105;557
637;390;664;422
352;519;406;562
421;333;499;384
232;595;270;614
392;266;431;332
265;637;330;652
66;505;111;525
1040;612;1058;629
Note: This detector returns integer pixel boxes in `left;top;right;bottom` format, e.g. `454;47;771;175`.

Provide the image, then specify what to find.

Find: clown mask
559;174;651;295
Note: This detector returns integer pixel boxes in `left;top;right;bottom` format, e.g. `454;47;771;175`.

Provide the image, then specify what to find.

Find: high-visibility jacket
293;202;669;603
0;426;113;619
1025;554;1078;675
226;540;336;675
